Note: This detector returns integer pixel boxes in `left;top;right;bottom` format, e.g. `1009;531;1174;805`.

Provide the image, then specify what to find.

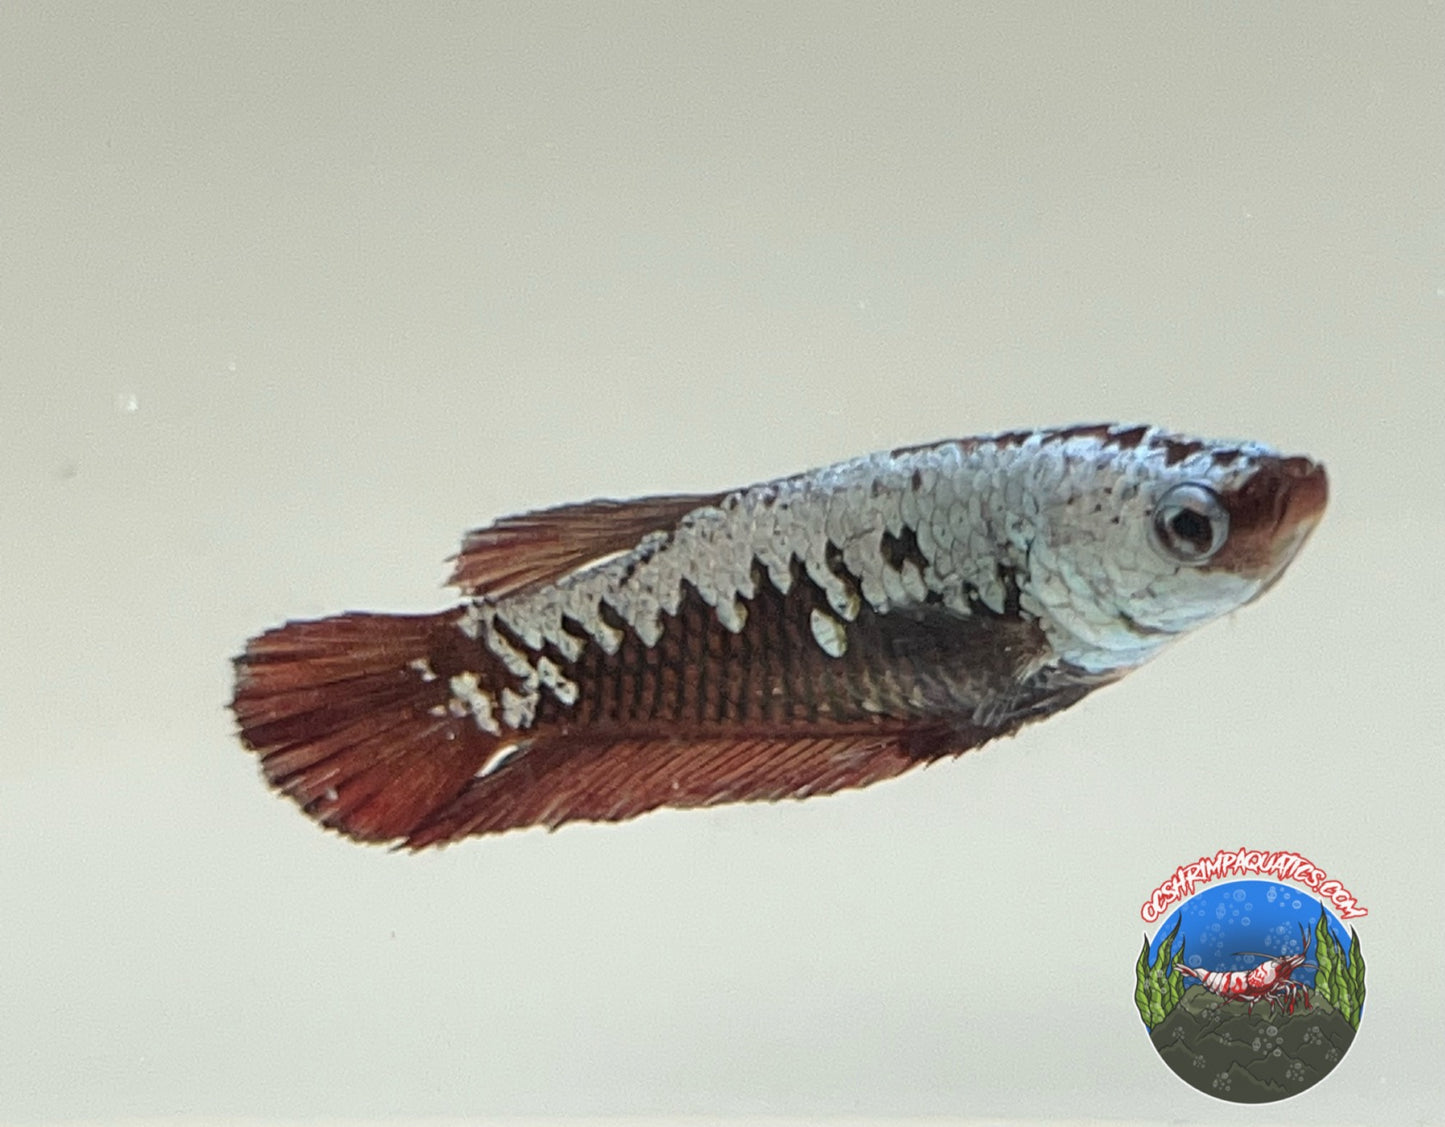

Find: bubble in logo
1133;879;1364;1102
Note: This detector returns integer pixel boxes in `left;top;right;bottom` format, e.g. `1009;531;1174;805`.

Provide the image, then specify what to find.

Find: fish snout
1277;458;1328;540
1208;455;1328;583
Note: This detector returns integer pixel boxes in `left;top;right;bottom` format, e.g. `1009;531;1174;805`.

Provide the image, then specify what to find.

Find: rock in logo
1134;878;1365;1102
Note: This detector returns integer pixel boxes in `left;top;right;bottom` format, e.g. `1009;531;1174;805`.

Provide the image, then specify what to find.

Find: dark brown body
238;551;1103;847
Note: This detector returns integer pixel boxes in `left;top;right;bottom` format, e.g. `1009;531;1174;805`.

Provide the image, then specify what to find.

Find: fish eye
1150;483;1229;565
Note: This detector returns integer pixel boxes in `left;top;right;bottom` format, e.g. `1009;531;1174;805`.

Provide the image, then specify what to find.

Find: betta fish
231;424;1326;847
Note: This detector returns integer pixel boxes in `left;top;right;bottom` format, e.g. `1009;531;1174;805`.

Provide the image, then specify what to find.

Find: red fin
403;728;957;847
447;492;722;598
232;611;496;843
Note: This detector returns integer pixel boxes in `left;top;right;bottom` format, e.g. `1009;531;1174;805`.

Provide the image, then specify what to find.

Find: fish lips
1210;456;1328;594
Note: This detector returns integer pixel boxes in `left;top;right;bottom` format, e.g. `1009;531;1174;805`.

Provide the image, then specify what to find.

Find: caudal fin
231;610;493;844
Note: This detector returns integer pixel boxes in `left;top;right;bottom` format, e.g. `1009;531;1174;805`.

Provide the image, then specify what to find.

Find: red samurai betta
231;424;1326;848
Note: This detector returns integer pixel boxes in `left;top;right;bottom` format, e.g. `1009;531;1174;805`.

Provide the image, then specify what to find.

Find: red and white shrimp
1179;925;1315;1015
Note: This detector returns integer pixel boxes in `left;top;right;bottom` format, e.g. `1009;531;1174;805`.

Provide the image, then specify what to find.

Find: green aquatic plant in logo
1311;908;1365;1029
1133;913;1186;1027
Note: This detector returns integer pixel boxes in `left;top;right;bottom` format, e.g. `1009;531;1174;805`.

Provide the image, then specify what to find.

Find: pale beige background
2;4;1441;1125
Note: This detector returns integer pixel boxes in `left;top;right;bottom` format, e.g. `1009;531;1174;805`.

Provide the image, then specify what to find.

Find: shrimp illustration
1179;925;1315;1015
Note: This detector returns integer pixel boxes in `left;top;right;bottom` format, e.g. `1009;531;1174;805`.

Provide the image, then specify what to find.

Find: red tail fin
231;611;493;844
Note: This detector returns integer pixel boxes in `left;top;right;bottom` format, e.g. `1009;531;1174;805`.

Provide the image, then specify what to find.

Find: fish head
1017;426;1327;673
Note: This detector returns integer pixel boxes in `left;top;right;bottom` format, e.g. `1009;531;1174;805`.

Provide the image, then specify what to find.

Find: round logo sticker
1134;878;1365;1102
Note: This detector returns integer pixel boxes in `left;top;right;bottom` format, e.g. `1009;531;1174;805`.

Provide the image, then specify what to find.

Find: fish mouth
1272;457;1328;541
1211;455;1328;592
1262;458;1328;584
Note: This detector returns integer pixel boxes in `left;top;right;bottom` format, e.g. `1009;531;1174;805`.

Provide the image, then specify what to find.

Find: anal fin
403;726;960;847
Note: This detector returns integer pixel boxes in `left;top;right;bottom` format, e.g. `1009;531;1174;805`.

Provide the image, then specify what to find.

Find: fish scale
231;423;1326;846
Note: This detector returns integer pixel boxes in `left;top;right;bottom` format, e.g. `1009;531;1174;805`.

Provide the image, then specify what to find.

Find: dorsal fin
447;492;724;598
